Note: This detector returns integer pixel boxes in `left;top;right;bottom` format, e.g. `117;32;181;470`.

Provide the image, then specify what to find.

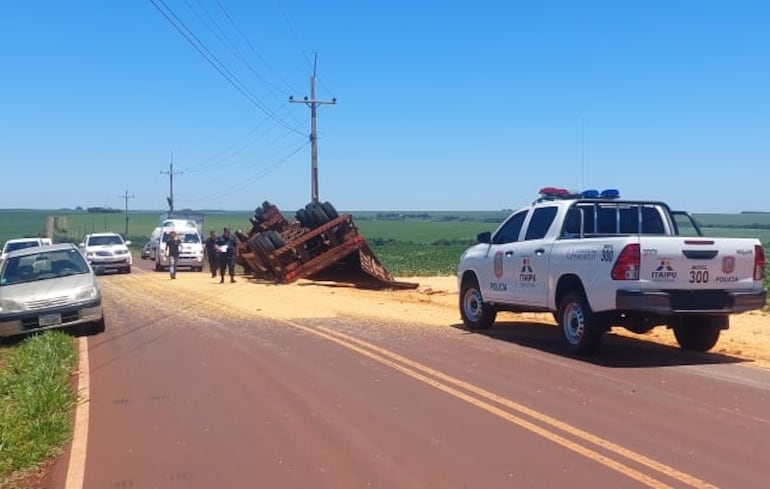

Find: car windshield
88;235;124;246
0;249;90;286
5;241;40;253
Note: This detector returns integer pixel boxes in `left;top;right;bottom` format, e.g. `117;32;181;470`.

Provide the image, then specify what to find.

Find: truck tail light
755;245;766;281
611;244;640;280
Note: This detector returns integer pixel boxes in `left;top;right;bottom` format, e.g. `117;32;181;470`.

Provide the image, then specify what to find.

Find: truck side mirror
477;232;491;244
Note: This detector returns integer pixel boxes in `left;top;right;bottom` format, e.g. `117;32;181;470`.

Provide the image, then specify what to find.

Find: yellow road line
65;336;90;489
282;319;717;489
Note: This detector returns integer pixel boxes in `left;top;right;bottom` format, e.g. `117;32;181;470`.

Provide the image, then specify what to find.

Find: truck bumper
616;289;767;314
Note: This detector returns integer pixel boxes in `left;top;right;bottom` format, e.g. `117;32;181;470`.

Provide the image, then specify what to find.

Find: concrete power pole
120;188;135;237
160;153;182;212
290;54;336;204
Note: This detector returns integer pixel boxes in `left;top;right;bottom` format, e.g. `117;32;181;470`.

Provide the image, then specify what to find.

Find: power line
148;0;303;136
179;141;310;204
186;0;293;104
275;0;335;99
215;0;300;94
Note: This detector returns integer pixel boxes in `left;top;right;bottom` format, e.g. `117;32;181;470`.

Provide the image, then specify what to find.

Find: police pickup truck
457;187;767;354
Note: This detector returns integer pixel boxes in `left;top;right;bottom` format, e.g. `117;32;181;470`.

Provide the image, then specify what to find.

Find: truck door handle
505;251;514;257
535;248;545;255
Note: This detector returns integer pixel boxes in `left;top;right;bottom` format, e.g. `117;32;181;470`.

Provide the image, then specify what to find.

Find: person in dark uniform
216;227;237;283
164;230;181;279
204;230;219;278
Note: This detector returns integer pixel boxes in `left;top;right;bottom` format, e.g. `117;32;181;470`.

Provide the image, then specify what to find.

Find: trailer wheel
257;234;276;253
306;203;329;228
296;208;311;228
673;316;724;352
265;230;286;250
321;201;339;220
460;275;496;329
557;291;604;354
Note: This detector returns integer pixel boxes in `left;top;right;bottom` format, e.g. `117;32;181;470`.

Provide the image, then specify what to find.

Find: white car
154;228;204;272
79;232;132;274
1;237;46;262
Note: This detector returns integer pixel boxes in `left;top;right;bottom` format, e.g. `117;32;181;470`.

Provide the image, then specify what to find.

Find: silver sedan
0;243;104;338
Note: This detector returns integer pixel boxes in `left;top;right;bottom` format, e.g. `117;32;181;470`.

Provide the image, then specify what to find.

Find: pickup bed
457;188;767;353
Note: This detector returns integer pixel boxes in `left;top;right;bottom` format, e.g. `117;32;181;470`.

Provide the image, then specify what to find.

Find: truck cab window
493;211;527;244
525;206;558;240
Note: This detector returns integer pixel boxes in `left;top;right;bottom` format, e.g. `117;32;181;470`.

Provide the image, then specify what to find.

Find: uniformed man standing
204;230;219;278
216;227;237;283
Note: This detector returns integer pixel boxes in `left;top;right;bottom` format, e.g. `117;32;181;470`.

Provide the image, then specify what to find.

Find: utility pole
290;53;336;204
120;188;135;237
160;153;182;212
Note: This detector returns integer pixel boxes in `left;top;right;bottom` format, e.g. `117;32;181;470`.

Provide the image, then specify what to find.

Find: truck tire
557;291;604;354
673;316;724;352
257;234;276;253
460;276;496;329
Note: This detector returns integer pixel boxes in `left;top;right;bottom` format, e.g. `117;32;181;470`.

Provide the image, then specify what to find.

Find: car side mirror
125;240;132;246
476;232;491;244
78;243;85;248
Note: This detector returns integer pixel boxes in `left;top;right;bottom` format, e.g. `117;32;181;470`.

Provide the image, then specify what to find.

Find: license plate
39;313;62;327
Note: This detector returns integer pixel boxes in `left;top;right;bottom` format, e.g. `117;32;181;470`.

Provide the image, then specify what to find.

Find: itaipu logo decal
520;257;536;283
651;259;677;280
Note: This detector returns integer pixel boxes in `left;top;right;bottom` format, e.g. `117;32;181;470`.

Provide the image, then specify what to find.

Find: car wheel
673;316;724;352
557;291;605;354
459;275;496;329
125;266;131;274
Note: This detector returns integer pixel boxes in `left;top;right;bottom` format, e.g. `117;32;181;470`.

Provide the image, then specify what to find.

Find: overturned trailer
235;201;418;289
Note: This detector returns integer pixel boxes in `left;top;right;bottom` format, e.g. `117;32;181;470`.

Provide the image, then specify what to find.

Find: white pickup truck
457;188;767;354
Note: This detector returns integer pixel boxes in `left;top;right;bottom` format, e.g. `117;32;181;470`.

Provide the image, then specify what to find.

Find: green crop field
1;209;768;277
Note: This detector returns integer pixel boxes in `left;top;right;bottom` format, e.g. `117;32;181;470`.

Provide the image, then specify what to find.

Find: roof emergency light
600;189;620;199
581;189;600;198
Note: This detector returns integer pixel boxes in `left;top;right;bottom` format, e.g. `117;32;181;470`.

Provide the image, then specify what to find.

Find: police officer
204;230;219;278
216;227;237;283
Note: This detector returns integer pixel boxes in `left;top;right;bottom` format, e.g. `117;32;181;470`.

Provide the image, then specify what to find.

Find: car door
515;206;558;306
482;210;528;303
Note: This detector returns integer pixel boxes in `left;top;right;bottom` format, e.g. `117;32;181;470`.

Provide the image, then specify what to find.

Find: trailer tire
673;316;724;352
557;291;604;354
460;275;496;329
296;208;311;228
265;230;286;250
321;201;339;220
306;203;329;228
257;234;276;253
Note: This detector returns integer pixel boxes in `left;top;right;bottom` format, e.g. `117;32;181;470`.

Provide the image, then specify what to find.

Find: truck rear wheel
460;276;496;329
557;291;604;354
673;316;725;352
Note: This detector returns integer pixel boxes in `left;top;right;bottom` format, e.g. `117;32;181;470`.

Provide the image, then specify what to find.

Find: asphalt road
46;262;770;488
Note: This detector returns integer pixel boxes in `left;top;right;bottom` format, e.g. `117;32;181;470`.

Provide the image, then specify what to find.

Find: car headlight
0;299;24;313
73;285;99;302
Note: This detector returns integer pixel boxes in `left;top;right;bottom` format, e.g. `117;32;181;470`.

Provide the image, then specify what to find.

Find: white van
154;227;204;272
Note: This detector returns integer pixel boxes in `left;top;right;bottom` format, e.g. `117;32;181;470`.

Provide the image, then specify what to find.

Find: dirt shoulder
127;269;770;368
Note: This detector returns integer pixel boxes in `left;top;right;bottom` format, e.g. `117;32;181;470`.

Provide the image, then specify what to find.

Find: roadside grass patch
0;332;77;484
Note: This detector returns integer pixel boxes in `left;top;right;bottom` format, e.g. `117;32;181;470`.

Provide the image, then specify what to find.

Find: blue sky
1;1;769;212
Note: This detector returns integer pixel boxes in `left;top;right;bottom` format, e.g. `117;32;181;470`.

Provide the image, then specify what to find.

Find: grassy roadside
0;332;77;486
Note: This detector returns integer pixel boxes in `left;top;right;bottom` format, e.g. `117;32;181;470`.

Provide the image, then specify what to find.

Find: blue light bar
581;189;600;198
600;189;620;199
